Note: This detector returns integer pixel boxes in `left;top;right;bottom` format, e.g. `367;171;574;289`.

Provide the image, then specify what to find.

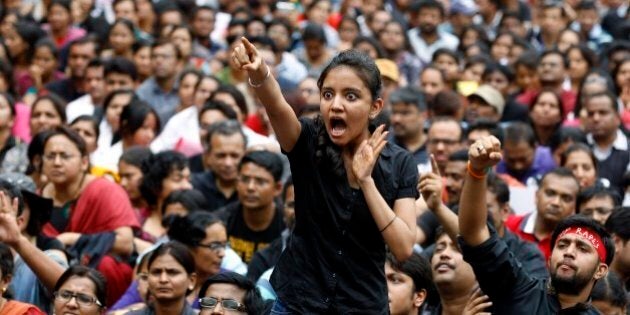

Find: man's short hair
448;149;468;162
199;272;265;314
200;100;238;122
540;167;580;190
386;251;435;297
504;122;536;148
239;150;284;182
411;0;446;17
68;35;99;54
389;86;427;111
429;116;464;140
583;91;619;113
87;58;104;69
487;172;510;205
204;120;246;153
104;57;138;81
151;38;182;61
577;186;622;213
540;49;569;68
551;215;615;265
466;119;503;143
605;207;630;241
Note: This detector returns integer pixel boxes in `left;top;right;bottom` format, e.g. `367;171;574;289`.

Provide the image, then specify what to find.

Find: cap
375;59;400;83
467;85;505;116
450;0;477;15
0;173;53;233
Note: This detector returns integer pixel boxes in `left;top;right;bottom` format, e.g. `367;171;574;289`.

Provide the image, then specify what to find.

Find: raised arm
0;193;64;290
459;136;502;246
232;37;302;152
418;155;460;243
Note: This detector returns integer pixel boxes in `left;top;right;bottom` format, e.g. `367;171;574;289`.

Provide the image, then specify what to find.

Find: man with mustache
458;136;613;314
388;86;429;169
407;0;459;65
505;167;580;260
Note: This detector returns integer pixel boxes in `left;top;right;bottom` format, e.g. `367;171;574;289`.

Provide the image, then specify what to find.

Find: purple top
496;146;556;184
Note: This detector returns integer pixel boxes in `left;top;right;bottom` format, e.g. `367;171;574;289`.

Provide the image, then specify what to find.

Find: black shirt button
337;250;343;255
332;273;337;278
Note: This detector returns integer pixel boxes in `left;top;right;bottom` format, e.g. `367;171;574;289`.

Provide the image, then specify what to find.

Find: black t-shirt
270;118;419;314
218;202;285;263
191;171;238;211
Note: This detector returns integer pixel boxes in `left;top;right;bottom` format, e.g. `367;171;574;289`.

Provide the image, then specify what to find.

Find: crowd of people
0;0;626;313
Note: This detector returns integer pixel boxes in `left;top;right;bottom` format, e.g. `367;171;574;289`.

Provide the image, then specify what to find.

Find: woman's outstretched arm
232;37;302;152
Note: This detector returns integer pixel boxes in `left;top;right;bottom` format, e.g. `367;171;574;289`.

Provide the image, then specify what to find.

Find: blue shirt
496;146;556;184
136;77;180;127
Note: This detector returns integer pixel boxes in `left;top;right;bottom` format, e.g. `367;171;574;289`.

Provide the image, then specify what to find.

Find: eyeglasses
198;241;228;253
54;290;102;308
199;297;247;312
43;153;77;162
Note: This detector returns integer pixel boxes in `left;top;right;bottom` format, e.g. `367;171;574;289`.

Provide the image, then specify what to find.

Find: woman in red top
40;126;139;305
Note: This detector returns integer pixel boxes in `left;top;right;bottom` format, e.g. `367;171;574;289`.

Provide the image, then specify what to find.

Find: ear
614;235;624;254
188;272;197;291
593;263;608;281
80;155;90;172
500;203;510;223
413;289;427;308
16;214;26;231
273;181;283;197
369;97;384;120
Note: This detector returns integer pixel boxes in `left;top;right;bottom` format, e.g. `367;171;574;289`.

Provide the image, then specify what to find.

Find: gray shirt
136;77;180;127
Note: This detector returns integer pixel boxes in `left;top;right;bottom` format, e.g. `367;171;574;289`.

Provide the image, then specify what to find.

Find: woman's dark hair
43;126;89;157
457;25;490;52
108;18;136;47
550;215;615;265
567;44;598;72
32;93;67;123
315;50;382;177
179;68;202;89
140;150;188;206
132;39;152;54
199;272;265;315
0;243;13;283
548;127;587;154
613;57;630;95
210;85;249;117
167;211;224;246
529;89;565;133
48;0;72;13
432;48;460;65
378;20;411;53
482;62;515;83
54;266;107;308
352;36;386;59
148;241;196;275
102;89;136;115
10;21;46;63
0;92;16;118
119;146;152;168
33;38;60;62
71;115;100;141
26;130;54;175
591;271;628;308
119;99;161;140
161;189;209;215
560;143;598;169
0;60;16;98
199;100;238;122
169;24;194;53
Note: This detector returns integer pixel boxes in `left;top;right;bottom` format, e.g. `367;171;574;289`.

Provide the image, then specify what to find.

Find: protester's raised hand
231;37;263;74
352;125;388;184
418;155;443;211
468;136;502;174
462;289;492;315
0;191;21;247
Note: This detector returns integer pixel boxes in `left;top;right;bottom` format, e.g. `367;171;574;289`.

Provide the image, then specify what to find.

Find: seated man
458;136;613;314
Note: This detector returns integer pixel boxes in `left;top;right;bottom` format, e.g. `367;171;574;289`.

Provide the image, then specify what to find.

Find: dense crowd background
0;0;627;314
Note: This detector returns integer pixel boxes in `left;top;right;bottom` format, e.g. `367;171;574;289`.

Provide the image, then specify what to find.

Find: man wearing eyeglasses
577;186;621;226
198;272;265;314
425;117;463;175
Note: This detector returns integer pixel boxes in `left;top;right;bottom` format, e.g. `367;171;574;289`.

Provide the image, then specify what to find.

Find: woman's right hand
0;191;22;247
231;37;267;81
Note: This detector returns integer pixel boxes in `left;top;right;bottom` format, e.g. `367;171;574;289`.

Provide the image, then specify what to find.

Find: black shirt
460;230;601;314
270;118;419;313
191;171;237;211
45;78;84;103
217;201;285;263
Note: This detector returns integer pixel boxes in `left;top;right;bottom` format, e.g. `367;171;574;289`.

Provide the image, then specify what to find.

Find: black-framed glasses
54;290;102;307
199;297;247;312
197;241;228;253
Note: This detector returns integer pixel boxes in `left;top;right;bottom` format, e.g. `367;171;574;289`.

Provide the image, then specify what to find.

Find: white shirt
407;28;459;64
66;94;95;123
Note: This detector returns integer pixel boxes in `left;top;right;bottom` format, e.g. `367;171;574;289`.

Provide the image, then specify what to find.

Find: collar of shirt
587;129;629;159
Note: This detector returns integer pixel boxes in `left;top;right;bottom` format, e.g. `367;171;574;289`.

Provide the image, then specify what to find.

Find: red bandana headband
557;226;607;263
